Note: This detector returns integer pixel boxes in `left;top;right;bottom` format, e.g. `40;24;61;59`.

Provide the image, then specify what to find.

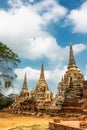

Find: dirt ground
0;112;53;130
0;112;87;130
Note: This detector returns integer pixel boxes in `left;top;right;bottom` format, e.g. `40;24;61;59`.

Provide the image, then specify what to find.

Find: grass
9;124;50;130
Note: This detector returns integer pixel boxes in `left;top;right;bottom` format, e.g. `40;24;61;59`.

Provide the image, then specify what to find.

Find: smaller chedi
30;64;53;109
9;73;30;113
19;73;29;99
15;73;29;103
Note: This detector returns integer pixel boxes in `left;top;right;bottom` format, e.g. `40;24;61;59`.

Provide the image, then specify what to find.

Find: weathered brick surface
53;117;60;123
49;122;82;130
78;115;86;121
80;121;87;129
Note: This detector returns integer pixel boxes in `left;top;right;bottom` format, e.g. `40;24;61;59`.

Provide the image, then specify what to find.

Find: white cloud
15;66;67;82
34;0;67;24
15;67;40;80
66;1;87;33
73;44;87;54
8;0;23;8
0;0;86;62
23;36;68;62
0;6;42;37
28;0;35;3
0;0;68;62
45;66;67;83
3;87;19;96
14;65;67;95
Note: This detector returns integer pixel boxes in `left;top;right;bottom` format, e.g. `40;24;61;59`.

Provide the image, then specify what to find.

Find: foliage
0;92;14;109
0;42;20;87
65;88;71;93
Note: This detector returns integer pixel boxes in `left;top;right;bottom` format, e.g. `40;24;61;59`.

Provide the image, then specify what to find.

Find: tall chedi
35;63;53;103
63;43;84;89
52;44;84;109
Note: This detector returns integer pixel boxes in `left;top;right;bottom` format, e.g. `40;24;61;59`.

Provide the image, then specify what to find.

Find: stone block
78;115;86;121
49;122;54;129
80;121;87;128
53;117;60;123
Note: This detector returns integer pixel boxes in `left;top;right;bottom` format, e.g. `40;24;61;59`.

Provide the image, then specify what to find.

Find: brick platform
49;122;82;130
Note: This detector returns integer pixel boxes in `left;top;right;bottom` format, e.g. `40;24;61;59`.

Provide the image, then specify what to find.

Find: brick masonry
49;122;82;130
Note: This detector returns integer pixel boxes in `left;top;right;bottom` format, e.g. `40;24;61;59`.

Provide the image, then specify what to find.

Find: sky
0;0;87;96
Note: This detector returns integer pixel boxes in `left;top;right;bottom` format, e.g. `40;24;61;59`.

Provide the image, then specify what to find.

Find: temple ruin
9;64;53;113
47;44;87;116
9;44;87;117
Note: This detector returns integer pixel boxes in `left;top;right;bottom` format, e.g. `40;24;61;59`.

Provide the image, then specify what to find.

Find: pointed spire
20;73;29;97
61;76;63;81
68;43;77;68
22;73;27;89
39;63;45;81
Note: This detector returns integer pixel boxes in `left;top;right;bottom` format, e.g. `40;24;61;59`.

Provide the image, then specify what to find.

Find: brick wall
49;122;82;130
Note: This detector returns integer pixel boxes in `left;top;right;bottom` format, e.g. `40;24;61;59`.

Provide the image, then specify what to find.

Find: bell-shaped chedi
9;73;29;113
51;44;84;109
60;44;84;90
59;44;84;107
36;63;48;91
35;63;53;103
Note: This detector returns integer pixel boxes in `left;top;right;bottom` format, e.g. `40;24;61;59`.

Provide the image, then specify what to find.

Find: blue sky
0;0;87;96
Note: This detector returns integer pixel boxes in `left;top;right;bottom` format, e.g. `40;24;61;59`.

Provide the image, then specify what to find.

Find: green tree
0;92;14;109
0;42;20;88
